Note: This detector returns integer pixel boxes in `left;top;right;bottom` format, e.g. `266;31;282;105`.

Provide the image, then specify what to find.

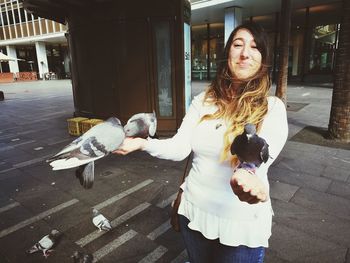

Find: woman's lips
237;62;250;68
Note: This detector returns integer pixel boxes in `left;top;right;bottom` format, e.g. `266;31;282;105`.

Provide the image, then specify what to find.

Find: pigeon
92;208;112;231
71;251;93;263
230;123;270;171
26;229;61;258
124;111;157;138
47;117;125;189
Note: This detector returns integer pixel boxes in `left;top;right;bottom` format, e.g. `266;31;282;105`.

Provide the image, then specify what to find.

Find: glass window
209;23;224;80
191;23;224;81
154;20;173;117
309;24;339;74
191;24;207;80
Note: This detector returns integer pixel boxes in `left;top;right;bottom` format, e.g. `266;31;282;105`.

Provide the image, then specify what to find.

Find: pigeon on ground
92;208;112;231
230;123;270;171
71;251;93;263
26;229;61;258
47;117;125;189
124;111;157;138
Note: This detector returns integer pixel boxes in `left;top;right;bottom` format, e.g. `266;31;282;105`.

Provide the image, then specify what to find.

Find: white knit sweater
144;92;288;247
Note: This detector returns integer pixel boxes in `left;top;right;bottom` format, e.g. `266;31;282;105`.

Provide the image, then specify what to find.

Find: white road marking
0;201;20;214
170;249;188;263
138;245;168;263
156;192;177;208
0;199;79;238
76;202;151;247
13;154;52;168
93;179;153;210
92;230;137;262
147;219;171;240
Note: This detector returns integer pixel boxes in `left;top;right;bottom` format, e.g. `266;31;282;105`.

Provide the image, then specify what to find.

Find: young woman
115;22;288;263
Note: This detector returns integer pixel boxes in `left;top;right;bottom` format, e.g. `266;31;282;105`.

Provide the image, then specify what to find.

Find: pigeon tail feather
75;162;95;189
50;156;102;170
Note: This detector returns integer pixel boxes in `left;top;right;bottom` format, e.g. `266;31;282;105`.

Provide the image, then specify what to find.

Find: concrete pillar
6;46;19;73
224;6;242;44
35;42;49;79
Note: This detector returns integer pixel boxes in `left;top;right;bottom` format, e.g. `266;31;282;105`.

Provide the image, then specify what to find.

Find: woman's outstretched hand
230;168;268;204
113;137;147;155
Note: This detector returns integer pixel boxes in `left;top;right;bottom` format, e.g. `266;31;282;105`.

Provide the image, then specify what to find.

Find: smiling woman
114;22;288;263
228;29;262;80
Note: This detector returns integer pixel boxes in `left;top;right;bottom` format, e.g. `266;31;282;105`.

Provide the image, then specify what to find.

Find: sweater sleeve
143;93;204;161
255;96;288;176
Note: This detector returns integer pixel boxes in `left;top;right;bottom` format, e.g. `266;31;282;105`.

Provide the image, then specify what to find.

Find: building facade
1;0;342;83
0;0;68;80
190;0;342;83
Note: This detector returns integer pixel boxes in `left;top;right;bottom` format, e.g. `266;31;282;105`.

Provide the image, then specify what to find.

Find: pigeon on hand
47;117;125;189
71;251;93;263
92;209;112;231
230;123;270;172
124;111;157;138
26;229;61;258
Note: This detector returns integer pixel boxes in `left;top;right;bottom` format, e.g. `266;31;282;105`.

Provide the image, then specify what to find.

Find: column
35;42;48;79
224;6;242;44
6;46;19;73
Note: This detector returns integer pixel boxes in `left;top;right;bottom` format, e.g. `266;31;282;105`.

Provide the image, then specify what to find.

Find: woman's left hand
230;168;268;204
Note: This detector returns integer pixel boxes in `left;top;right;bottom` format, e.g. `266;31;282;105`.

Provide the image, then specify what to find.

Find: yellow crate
81;118;104;134
67;117;89;136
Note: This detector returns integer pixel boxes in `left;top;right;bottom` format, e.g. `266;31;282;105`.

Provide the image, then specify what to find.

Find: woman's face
228;29;262;80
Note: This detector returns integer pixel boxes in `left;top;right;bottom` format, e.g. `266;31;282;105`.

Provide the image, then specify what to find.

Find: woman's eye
233;44;243;48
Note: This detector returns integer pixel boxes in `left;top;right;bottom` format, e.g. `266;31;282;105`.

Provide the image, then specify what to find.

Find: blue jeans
179;215;265;263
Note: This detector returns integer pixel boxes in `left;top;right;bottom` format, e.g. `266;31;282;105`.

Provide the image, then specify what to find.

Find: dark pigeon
230;123;270;171
124;111;157;138
71;251;93;263
47;117;125;189
26;229;61;258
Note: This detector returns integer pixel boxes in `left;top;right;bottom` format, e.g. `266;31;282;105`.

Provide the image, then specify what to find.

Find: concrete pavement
0;80;349;262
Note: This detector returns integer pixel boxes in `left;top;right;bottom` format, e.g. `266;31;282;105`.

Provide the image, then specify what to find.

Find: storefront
191;2;342;83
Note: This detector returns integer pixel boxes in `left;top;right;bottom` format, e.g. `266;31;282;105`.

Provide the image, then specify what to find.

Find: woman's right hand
113;137;147;155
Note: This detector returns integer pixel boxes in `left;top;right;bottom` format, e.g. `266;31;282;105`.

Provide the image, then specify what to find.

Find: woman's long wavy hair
201;22;271;166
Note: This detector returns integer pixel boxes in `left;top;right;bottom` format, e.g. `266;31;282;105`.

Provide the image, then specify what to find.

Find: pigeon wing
260;140;270;163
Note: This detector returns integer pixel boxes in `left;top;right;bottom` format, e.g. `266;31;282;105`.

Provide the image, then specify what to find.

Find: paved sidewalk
0;80;349;262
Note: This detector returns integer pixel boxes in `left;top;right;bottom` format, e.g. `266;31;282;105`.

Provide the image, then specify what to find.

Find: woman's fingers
230;170;268;204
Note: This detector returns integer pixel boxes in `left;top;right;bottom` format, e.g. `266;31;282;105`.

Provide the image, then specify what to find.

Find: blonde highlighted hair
201;22;271;167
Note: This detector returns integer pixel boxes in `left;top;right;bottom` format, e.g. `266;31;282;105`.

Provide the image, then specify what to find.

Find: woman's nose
240;45;249;59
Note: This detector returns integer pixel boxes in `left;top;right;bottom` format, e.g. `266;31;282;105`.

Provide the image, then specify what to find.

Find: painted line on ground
93;179;153;210
156;192;177;208
92;229;137;263
170;249;188;263
0;199;79;238
138;245;168;263
76;202;151;247
13;154;52;168
0;201;20;214
147;219;171;241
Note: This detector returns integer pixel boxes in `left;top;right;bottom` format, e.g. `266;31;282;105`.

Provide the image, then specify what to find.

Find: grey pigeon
47;117;125;189
71;251;93;263
26;229;61;258
124;111;157;138
230;123;270;170
92;208;112;231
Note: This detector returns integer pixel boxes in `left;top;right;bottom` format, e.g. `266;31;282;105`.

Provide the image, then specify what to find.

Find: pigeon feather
124;111;157;138
47;117;125;189
92;209;112;231
230;123;270;169
26;229;61;258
